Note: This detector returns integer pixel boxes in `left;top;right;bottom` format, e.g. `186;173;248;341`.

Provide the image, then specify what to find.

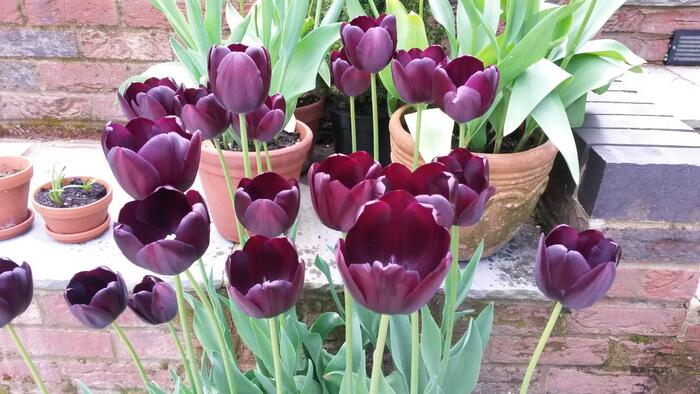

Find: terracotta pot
294;96;325;136
389;105;558;258
199;120;314;242
31;177;113;244
0;156;34;240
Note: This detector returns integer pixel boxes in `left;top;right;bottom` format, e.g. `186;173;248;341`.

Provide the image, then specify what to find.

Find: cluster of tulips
0;14;622;394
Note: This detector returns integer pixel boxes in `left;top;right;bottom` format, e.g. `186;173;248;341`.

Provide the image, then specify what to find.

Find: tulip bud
340;15;397;73
0;259;33;328
128;276;178;325
209;44;271;114
177;87;230;140
65;267;128;329
234;172;300;238
433;56;499;124
231;94;286;143
391;45;448;104
331;49;371;97
119;77;182;121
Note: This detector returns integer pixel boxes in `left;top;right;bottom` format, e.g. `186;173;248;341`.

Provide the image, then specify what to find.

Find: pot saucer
0;210;34;241
45;214;111;244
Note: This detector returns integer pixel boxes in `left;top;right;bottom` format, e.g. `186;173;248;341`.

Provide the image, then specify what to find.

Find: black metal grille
665;29;700;66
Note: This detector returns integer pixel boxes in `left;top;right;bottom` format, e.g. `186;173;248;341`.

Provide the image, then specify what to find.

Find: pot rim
0;156;33;190
201;119;313;159
296;95;326;111
31;176;113;214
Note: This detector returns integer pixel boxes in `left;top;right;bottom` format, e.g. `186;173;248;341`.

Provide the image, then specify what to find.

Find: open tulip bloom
234;172;300;238
65;266;128;330
128;275;178;325
119;77;182;121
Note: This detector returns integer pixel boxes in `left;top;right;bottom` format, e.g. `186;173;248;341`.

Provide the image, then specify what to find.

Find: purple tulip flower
65;267;128;329
392;45;448;104
0;259;33;328
119;77;182;121
341;14;397;73
434;148;495;227
234;172;300;238
114;188;211;276
331;49;371;97
176;87;230;140
209;44;271;114
226;236;304;319
128;275;178;325
308;151;384;233
536;225;621;310
433;56;499;124
231;94;286;143
337;191;451;315
102;117;202;200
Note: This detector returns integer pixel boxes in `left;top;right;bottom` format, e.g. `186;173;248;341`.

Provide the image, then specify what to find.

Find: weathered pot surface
198;120;314;242
294;96;325;136
389;105;558;257
0;156;34;240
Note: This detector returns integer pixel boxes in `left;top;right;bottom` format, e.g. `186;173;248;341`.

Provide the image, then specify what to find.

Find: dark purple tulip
0;259;33;328
65;267;128;329
226;236;304;319
102;117;202;200
234;172;300;238
341;14;397;73
128;275;178;325
433;56;499;124
536;225;621;310
391;45;448;104
331;49;371;97
337;191;450;315
177;87;230;140
209;43;271;114
231;94;286;142
119;77;182;121
114;188;210;276
379;162;456;228
434;148;495;227
308;151;384;233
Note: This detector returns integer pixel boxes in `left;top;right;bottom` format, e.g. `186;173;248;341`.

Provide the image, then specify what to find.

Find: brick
0;0;22;24
486;335;608;366
596;225;700;265
112;327;181;360
476;364;545;394
686;324;700;340
0;28;77;57
61;359;175;390
91;93;126;121
601;32;670;62
565;305;686;336
38;62;148;93
492;301;555;336
78;29;172;61
122;0;169;28
609;338;700;369
603;7;643;33
0;327;113;357
0;92;92;121
25;0;118;26
0;62;38;91
607;267;700;303
0;358;63;386
639;7;700;35
545;368;658;394
11;299;42;325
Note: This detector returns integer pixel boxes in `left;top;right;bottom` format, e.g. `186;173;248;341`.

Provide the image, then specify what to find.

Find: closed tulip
114;188;210;276
65;267;128;329
337;191;450;315
392;45;448;104
433;56;499;124
340;15;397;73
536;225;621;310
234;172;300;238
177;87;230;140
0;259;33;328
209;44;271;114
119;77;181;121
128;276;178;325
102;117;202;200
331;49;371;97
434;148;495;227
231;94;286;142
308;151;384;233
226;236;304;319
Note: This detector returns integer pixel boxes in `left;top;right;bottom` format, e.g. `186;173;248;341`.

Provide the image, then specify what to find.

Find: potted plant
0;156;34;240
31;165;112;243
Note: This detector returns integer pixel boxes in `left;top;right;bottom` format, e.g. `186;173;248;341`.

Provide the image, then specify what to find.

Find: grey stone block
0;29;78;58
581;114;693;131
0;62;38;91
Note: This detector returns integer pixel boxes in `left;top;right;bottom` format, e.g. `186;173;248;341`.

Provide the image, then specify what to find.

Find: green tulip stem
313;0;322;28
167;321;195;389
370;73;380;161
263;142;273;171
368;0;379;17
458;123;468;149
184;270;238;394
254;141;263;175
111;322;149;388
174;274;204;394
349;96;358;153
269;318;284;394
418;0;424;18
520;302;563;394
213;139;247;246
238;113;252;178
412;104;426;170
344;287;354;394
369;314;390;394
410;311;420;394
561;0;597;70
439;225;461;383
6;324;48;394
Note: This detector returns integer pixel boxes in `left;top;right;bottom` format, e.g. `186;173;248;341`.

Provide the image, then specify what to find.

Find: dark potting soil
226;130;301;152
297;94;320;107
35;179;107;208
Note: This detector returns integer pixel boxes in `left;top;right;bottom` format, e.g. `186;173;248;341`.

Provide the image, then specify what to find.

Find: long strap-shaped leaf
150;0;196;49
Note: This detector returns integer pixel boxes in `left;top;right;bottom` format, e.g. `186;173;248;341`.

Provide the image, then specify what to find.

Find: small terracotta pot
294;96;326;136
32;177;113;244
199;120;314;242
389;105;558;258
0;156;34;240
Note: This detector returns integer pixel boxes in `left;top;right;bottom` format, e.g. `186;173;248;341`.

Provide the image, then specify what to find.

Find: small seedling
48;165;65;206
81;178;96;192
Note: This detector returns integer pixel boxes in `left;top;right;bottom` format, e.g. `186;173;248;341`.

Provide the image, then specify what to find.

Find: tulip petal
416;194;454;228
215;52;266;114
534;234;557;300
546;225;579;250
242;199;290;237
550;250;591;295
443;86;482;124
107;148;161;200
587;239;621;268
348;262;422;315
339;66;371;97
69;304;116;329
136;239;198;275
562;262;616;309
455;186;495;227
254;108;285;142
356;27;394;73
403;254;450;313
175;210;211;256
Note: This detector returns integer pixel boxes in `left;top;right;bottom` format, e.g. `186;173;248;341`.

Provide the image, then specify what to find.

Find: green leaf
455;239;484;311
386;370;409;394
428;0;456;46
387;0;428;50
354;302;379;344
319;58;332;88
322;0;346;25
530;92;580;183
574;39;645;67
504;59;571;136
388;315;411;389
225;2;253;44
281;0;309;66
474;303;494;349
566;92;587;128
186;294;218;352
169;40;204;84
310;312;344;340
346;0;366;18
204;0;223;45
301;360;324;394
150;0;196;48
569;0;626;52
458;0;499;57
184;0;211;55
558;54;632;107
420;306;442;380
313;255;345;315
404;107;454;162
443;319;483;392
76;380;93;394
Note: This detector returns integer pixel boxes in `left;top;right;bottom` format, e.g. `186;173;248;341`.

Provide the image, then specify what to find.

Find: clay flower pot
199;120;313;242
389;105;558;257
0;156;34;240
32;177;113;244
294;96;325;136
